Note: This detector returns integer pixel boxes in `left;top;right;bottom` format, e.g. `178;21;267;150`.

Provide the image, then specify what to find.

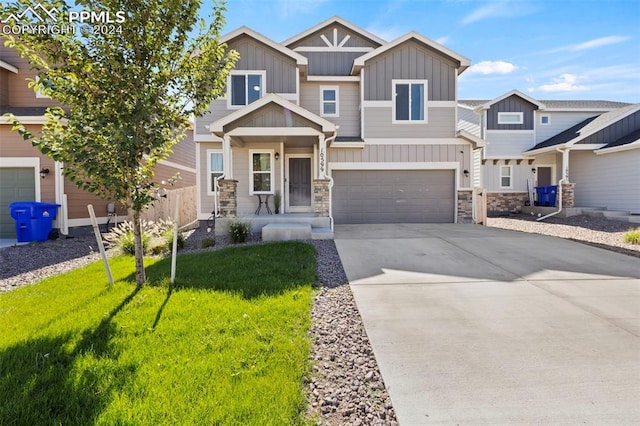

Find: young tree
2;0;238;285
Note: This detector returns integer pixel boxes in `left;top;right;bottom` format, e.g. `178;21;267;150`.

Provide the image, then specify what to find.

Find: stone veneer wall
313;179;330;217
218;179;237;218
457;190;473;223
561;183;575;208
487;192;529;215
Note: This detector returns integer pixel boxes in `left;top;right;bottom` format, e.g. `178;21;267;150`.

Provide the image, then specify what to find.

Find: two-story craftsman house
195;17;486;238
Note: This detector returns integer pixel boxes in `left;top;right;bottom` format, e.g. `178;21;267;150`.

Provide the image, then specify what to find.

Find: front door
537;167;552;187
286;156;312;212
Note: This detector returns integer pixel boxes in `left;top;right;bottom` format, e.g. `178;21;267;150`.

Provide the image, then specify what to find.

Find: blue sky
211;0;640;103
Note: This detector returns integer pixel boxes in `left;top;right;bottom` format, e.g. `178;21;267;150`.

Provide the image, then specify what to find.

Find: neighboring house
195;16;485;234
0;41;197;239
459;90;638;215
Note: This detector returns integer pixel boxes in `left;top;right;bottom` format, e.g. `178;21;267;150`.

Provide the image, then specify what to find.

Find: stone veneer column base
313;179;330;217
457;190;473;223
487;192;529;215
561;183;575;208
218;179;238;218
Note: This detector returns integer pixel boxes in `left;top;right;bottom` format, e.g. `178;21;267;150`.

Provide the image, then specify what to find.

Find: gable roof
528;103;640;153
282;16;385;48
351;31;471;75
220;26;308;67
474;89;546;111
459;99;631;111
208;93;336;135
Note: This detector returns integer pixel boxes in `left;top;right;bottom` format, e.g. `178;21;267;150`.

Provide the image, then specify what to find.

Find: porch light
275;152;280;161
39;168;50;179
531;168;536;174
463;169;469;177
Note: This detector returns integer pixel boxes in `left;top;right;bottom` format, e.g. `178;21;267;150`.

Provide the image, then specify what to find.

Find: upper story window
207;150;224;194
540;114;550;125
250;150;274;195
393;80;428;123
320;86;339;117
228;71;265;108
498;112;523;125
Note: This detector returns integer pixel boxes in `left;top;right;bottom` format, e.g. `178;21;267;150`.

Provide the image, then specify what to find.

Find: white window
393;80;428;123
498;112;523;125
320;86;339;117
207;150;224;194
228;71;265;108
500;166;512;188
249;150;274;194
540;114;550;125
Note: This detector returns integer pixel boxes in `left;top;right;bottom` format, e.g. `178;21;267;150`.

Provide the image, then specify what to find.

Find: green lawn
0;242;316;425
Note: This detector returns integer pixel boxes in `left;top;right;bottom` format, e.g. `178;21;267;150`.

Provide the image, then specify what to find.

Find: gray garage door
0;168;36;238
332;170;455;224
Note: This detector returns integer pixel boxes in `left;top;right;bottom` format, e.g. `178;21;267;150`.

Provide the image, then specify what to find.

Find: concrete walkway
334;224;640;425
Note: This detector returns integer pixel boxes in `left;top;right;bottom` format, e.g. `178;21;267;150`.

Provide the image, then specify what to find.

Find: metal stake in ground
87;204;114;286
171;193;180;285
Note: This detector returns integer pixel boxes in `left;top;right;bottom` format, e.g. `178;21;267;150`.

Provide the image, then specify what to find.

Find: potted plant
273;190;282;214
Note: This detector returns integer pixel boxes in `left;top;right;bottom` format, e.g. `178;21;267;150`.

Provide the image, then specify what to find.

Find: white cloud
468;61;518;75
535;73;588;93
461;0;538;25
573;35;630;51
434;36;449;45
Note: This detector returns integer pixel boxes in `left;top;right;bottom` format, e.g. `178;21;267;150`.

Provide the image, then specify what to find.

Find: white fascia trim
331;142;365;148
362;100;457;108
307;75;360;82
157;159;196;174
364;138;469;145
329;161;459;171
0;116;48;124
486;129;535;134
525;146;557;156
595;140;640;155
456;130;486;148
194;134;223;142
484;155;535;160
220;26;308;65
294;46;373;52
227;127;323;137
570;143;607;150
475;89;546;111
542;108;622;112
0;59;18;73
282;16;386;47
352;31;470;74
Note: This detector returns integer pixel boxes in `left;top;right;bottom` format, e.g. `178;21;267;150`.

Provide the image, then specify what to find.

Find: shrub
228;220;250;244
624;228;640;245
201;238;216;248
104;221;153;255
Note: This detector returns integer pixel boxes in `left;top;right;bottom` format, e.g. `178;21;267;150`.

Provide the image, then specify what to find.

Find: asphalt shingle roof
458;99;632;110
529;116;599;150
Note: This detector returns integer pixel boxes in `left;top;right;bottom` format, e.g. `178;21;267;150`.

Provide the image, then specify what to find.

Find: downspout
537;147;565;221
324;129;338;231
213;173;225;217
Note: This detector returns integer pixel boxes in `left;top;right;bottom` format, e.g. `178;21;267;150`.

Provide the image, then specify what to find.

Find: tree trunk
132;209;146;286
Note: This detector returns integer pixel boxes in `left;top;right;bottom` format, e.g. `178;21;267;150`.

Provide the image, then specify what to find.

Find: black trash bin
8;202;61;242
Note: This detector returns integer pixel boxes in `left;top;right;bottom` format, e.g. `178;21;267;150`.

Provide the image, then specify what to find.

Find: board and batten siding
486;95;536;130
301;52;365;76
576;110;640;145
363;106;455;138
484;131;535;157
571;149;640;213
327;143;472;187
300;82;359;137
196;99;232;137
286;23;381;49
363;40;456;102
535;111;600;143
228;35;297;94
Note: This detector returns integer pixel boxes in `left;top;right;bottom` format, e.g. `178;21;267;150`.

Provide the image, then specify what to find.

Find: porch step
311;227;334;240
262;223;312;242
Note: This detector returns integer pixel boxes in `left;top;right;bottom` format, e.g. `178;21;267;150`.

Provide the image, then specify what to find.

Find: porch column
313;179;330;217
223;134;233;179
217;179;238;218
318;134;327;179
561;149;570;181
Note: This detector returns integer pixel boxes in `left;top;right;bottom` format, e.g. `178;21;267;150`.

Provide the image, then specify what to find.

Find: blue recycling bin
535;186;558;207
8;202;61;242
546;185;558;207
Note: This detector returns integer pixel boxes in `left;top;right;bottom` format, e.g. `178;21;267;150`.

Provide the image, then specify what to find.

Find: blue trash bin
546;185;558;207
9;202;61;242
535;187;550;206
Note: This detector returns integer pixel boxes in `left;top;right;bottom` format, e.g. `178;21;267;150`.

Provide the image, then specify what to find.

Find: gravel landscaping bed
487;214;640;258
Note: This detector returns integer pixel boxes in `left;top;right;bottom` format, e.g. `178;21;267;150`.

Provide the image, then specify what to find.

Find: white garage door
0;167;36;238
332;170;455;224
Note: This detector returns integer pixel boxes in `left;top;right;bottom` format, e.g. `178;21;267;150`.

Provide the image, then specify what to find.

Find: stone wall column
561;182;575;208
218;179;238;218
313;179;330;217
457;190;473;223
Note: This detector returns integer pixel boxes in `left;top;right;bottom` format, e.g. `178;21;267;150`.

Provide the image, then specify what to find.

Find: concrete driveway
334;224;640;425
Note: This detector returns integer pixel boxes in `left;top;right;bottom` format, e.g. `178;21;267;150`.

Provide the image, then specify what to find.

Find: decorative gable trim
282;16;385;47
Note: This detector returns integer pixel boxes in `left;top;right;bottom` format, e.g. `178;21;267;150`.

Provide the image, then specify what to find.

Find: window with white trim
540;114;550;125
250;150;274;194
393;80;428;123
500;166;512;188
320;86;339;117
228;71;265;108
207;150;224;194
498;112;523;125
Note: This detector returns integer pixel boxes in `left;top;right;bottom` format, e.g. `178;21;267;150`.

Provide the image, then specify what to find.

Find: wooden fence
474;187;487;225
140;185;197;228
